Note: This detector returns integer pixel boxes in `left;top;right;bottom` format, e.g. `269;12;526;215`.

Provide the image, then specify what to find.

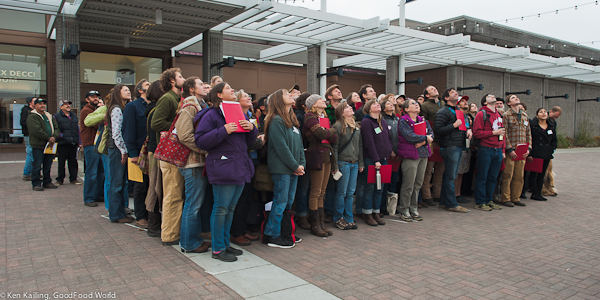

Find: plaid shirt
503;108;532;152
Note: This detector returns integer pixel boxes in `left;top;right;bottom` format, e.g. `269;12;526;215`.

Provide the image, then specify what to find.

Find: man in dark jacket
434;88;472;213
27;99;60;191
123;79;151;228
419;85;444;206
20;97;35;181
54;100;82;185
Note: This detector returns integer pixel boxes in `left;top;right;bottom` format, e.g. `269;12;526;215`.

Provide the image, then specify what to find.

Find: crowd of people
19;68;562;262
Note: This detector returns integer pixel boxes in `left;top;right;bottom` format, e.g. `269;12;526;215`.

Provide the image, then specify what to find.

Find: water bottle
376;170;382;190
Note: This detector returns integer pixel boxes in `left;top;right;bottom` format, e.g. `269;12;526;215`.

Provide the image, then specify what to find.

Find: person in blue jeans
80;91;105;207
472;94;505;211
20;97;35;180
195;82;257;262
360;100;392;226
434;88;472;213
332;102;363;230
177;78;211;253
264;89;306;248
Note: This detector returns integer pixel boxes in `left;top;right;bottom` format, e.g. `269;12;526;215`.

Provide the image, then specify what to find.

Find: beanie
305;94;321;110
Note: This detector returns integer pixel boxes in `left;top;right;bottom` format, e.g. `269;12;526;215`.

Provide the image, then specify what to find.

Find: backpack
471;110;489;148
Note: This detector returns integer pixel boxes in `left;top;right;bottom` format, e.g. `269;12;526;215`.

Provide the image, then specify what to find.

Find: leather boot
372;212;385;225
295;216;310;230
147;212;162;237
318;207;333;236
309;210;327;237
364;214;378;226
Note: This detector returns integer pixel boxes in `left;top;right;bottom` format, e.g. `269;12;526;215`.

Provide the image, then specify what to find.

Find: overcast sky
283;0;600;52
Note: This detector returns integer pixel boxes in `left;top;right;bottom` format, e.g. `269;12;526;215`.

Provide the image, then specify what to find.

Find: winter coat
361;114;392;163
397;114;432;160
26;110;60;149
332;121;364;169
175;96;206;168
529;117;557;160
54;110;80;146
434;104;467;148
382;112;400;155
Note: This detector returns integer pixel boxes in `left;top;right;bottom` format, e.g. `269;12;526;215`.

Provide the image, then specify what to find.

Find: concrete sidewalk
1;150;599;299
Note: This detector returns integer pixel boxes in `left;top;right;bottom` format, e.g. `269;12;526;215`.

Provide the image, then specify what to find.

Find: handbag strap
338;128;356;154
167;103;195;133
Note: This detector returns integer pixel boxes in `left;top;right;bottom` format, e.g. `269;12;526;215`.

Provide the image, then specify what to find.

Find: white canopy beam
258;43;306;62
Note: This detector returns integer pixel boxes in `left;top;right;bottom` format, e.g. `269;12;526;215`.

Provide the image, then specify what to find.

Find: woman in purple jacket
194;82;258;262
397;99;433;222
360;100;392;226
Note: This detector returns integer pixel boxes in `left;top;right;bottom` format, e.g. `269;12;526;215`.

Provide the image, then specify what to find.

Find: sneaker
56;181;64;185
294;235;302;243
347;222;358;229
70;178;83;185
475;204;492;211
410;212;423;221
335;218;350;230
447;206;469;213
399;213;414;222
212;251;237;262
22;175;31;181
267;236;295;249
226;246;243;256
32;186;44;191
84;202;98;207
125;207;134;214
487;201;502;210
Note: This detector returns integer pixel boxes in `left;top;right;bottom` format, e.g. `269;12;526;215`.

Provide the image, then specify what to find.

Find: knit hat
26;96;34;104
305;94;321;110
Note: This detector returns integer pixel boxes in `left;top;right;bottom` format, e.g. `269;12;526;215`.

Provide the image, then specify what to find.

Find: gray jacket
332;122;364;170
382;112;399;155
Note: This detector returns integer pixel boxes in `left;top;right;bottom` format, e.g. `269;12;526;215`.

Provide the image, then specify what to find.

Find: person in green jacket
264;89;306;249
27;98;60;191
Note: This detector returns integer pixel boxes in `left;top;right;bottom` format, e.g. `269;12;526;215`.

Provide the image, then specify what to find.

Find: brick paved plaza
0;149;599;299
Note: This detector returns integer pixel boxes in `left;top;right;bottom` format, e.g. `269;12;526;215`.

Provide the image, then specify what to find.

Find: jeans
102;154;111;210
23;136;33;176
324;177;336;215
440;146;463;209
84;146;104;204
474;146;503;205
31;148;53;187
108;148;128;221
211;184;244;252
355;170;366;214
294;170;310;217
231;180;254;237
264;174;298;238
334;161;358;223
362;157;387;214
57;144;78;182
179;167;207;251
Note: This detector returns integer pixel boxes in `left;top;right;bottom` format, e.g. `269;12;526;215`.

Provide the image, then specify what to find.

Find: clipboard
513;143;529;161
44;142;57;155
456;110;467;131
414;121;426;135
367;164;392;184
524;157;544;173
128;158;144;182
221;101;249;133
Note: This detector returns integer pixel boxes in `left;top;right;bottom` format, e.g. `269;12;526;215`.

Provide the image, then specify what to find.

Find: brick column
307;45;320;95
55;15;81;112
202;30;223;82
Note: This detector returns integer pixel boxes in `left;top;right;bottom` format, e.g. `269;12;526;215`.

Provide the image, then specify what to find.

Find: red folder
319;117;331;144
513;143;529;161
367;164;392;184
388;156;402;172
428;147;443;162
456;110;467;131
414;121;426;135
221;101;249;132
524;157;544;173
355;102;363;111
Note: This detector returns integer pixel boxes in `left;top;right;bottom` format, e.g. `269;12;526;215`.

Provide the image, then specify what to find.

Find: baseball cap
85;90;101;98
60;100;73;106
458;95;469;102
288;84;300;93
33;98;47;104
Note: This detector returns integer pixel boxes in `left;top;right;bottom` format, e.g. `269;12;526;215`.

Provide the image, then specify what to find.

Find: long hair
363;99;382;126
105;84;127;122
264;89;299;143
335;101;359;135
146;80;163;102
208;82;228;108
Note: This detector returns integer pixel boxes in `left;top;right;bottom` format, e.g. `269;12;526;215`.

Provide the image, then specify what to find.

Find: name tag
221;156;228;160
547;129;553;135
374;127;382;134
388;125;392;130
523;121;528;126
293;127;300;134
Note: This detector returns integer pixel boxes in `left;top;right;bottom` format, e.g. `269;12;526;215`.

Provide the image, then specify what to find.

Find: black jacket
144;101;158;153
529;117;557;160
434;104;466;148
20;105;32;136
54;110;80;146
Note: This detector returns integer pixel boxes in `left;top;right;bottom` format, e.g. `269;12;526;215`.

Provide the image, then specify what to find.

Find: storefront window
80;52;162;85
0;44;46;143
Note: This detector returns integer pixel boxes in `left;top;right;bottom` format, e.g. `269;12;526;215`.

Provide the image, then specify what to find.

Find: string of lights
490;1;598;24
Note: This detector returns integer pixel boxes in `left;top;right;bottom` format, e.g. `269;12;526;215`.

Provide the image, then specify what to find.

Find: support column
446;66;463;90
55;15;80;113
307;45;320;95
503;72;511;100
202;30;223;82
542;78;550;109
385;56;399;94
319;42;327;97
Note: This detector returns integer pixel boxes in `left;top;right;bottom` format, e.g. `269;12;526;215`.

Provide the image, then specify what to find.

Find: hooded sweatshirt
473;105;505;150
